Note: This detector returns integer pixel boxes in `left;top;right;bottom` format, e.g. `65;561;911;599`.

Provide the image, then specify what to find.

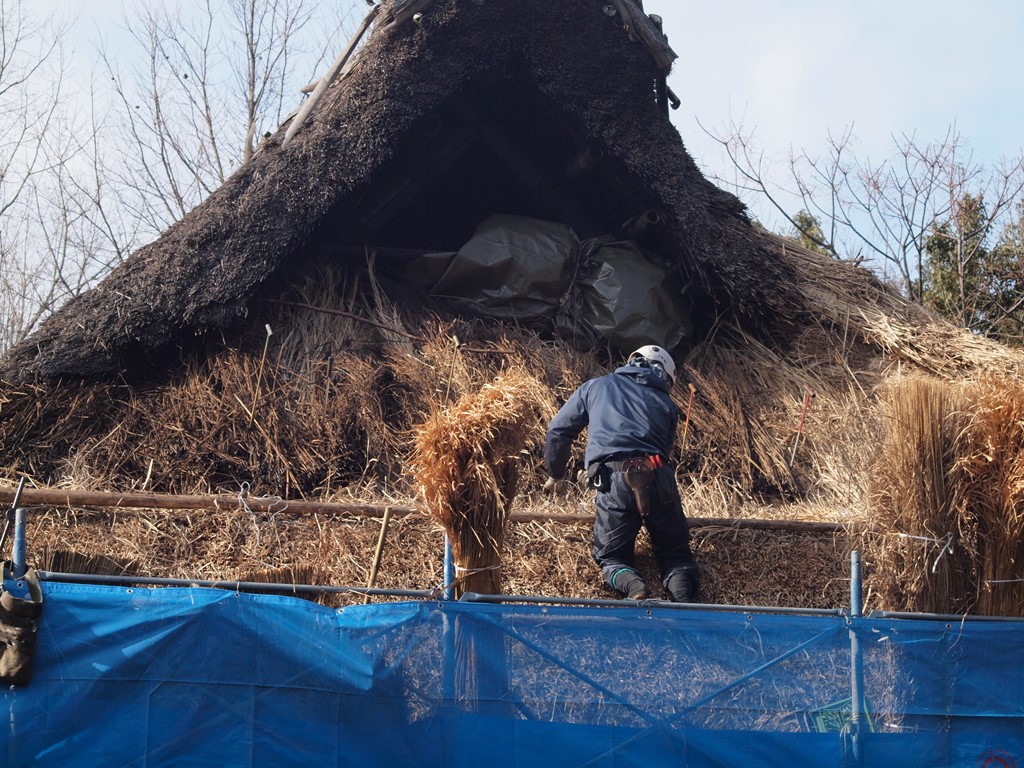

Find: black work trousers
592;465;699;593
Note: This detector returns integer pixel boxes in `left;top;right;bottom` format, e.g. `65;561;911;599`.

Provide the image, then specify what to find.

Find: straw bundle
412;368;550;597
953;377;1024;616
865;376;975;614
39;548;137;577
773;231;1024;381
866;374;1024;616
237;565;334;603
863;310;1024;381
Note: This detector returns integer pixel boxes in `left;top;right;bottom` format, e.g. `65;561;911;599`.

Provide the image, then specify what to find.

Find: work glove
542;477;568;495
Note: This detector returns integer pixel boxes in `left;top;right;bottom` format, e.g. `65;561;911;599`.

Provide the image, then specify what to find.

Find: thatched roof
1;0;799;383
6;1;1024;617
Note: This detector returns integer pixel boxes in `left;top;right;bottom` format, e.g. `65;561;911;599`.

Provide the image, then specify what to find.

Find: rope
427;564;503;600
454;564;502;574
234;483;289;544
237;483;260;545
894;531;955;574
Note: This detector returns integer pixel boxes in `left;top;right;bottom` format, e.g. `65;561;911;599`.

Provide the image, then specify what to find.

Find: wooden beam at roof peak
382;0;440;31
609;0;677;69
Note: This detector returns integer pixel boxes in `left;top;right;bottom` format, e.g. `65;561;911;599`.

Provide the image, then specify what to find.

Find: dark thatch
1;0;797;383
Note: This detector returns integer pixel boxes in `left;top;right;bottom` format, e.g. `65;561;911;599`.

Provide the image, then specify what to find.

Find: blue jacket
544;364;679;479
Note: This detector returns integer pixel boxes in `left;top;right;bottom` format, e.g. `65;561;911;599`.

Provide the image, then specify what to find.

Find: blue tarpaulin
2;582;1022;766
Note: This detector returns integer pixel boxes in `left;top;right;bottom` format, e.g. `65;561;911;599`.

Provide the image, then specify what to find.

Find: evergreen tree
923;193;1024;344
790;210;833;255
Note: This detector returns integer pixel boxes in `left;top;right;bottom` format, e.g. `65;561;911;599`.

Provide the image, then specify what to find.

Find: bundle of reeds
412;367;550;597
677;363;795;497
865;375;976;614
952;376;1024;616
237;565;333;603
39;548;137;577
867;374;1024;616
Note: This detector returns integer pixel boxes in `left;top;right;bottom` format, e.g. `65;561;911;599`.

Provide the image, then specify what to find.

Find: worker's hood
612;363;671;393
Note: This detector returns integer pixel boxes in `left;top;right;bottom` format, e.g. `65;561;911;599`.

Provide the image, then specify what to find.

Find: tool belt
589;455;666;517
605;455;665;474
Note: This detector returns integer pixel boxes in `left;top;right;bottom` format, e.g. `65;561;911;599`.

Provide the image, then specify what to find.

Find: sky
644;0;1024;226
40;0;1024;229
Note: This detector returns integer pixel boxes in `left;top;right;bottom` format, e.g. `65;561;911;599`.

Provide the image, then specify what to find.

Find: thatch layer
0;0;798;383
0;282;870;508
20;504;851;609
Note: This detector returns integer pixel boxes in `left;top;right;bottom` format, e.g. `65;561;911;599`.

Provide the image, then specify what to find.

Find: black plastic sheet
406;215;691;356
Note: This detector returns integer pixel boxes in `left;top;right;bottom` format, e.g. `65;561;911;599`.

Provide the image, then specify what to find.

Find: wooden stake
789;386;816;468
248;324;273;426
681;382;697;450
363;506;393;604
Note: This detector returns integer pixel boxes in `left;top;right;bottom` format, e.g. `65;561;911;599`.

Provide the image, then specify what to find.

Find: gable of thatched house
4;0;1023;503
1;0;804;383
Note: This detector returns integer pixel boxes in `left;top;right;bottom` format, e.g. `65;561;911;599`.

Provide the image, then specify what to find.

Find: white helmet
627;345;676;384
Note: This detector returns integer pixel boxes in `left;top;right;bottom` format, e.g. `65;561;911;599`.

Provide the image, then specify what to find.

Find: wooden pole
363;506;393;604
0;485;416;519
680;382;697;449
282;4;379;147
789;386;816;468
0;485;859;535
608;0;677;69
381;0;439;31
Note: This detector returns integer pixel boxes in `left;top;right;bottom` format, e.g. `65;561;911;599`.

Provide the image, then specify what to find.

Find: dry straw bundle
953;376;1024;616
866;376;974;614
867;374;1024;616
412;367;551;597
676;304;887;508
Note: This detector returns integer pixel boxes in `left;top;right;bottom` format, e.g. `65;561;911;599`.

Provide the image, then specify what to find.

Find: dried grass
678;318;879;508
952;376;1024;615
4;254;1024;614
412;368;552;596
13;501;851;610
862;310;1024;380
865;374;1024;616
773;231;1024;381
863;376;974;614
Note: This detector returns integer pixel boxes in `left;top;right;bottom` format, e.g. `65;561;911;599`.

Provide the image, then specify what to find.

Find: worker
543;345;699;602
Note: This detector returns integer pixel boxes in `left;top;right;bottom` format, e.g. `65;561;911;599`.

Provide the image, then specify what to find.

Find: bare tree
99;0;357;236
703;120;1024;303
0;0;362;354
0;0;73;354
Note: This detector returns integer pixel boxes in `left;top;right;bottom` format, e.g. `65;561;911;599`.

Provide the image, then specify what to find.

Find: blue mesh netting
2;582;1022;766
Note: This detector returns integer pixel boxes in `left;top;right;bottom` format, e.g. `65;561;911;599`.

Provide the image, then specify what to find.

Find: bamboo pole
0;485;416;519
282;4;379;147
0;485;859;534
363;506;394;604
